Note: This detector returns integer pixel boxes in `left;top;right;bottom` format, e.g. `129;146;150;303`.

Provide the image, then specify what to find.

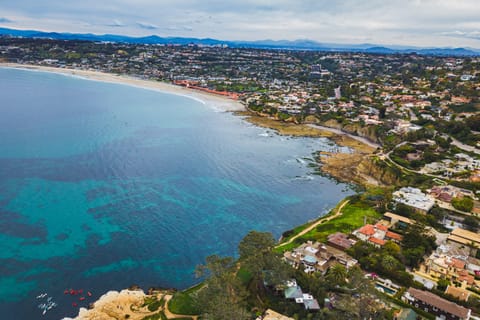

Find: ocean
0;67;354;319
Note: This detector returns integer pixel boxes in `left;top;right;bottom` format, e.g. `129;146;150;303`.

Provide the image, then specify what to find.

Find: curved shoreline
0;63;245;112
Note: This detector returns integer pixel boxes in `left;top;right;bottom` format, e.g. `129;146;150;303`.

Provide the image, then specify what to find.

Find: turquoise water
0;68;354;319
375;283;397;295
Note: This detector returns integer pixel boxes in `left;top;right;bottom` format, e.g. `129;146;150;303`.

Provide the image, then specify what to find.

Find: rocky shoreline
237;111;384;188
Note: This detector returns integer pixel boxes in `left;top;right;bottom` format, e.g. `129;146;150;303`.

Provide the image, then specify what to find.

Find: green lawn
168;285;202;316
298;200;381;243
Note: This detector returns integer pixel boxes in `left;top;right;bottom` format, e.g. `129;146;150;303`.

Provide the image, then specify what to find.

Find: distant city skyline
1;0;480;48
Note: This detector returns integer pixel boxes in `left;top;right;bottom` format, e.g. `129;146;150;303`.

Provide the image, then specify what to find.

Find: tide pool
0;67;354;319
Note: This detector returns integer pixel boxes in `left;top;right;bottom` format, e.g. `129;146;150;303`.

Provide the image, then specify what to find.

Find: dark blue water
0;67;353;319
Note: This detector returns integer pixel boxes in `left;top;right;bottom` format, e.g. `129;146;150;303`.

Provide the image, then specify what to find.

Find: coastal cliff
63;288;195;320
321;119;380;145
318;152;402;187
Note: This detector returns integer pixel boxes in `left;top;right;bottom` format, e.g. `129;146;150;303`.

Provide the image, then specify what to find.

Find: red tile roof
374;223;389;232
458;270;475;285
358;224;375;236
368;237;386;246
385;231;403;241
450;258;466;270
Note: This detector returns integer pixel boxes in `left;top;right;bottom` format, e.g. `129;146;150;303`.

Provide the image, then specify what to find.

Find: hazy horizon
1;1;480;48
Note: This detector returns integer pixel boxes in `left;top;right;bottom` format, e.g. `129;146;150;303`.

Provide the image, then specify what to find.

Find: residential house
283;241;357;274
327;232;356;250
283;279;320;311
352;223;403;248
422;252;475;287
403;288;471;320
383;212;414;228
393;187;435;213
448;228;480;256
445;286;471;302
430;185;459;203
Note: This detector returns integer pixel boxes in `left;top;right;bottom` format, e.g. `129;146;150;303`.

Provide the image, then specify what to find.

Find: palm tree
327;263;347;286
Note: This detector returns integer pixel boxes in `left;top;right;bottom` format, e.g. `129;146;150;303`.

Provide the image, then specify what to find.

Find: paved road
450;136;480;155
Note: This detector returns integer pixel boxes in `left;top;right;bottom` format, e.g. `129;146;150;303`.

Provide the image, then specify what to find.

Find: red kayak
79;297;85;301
87;291;92;297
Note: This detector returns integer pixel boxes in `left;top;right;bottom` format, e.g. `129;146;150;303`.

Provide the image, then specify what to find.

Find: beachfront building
393;187;435;214
403;288;471;320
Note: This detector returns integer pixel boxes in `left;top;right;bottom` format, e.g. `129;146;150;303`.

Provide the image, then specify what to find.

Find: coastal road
381;141;448;182
276;199;350;248
450;136;480;155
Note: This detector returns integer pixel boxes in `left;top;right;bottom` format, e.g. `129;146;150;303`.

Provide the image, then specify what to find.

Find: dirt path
307;124;380;149
276;199;350;248
163;295;198;320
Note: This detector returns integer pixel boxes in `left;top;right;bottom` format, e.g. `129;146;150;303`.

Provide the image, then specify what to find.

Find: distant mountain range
1;27;479;56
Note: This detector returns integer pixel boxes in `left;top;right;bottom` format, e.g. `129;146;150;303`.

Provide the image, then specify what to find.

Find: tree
437;278;450;291
381;255;398;272
402;223;436;267
403;247;426;267
466;114;480;131
238;231;275;260
238;231;290;288
378;105;387;119
326;264;347;286
347;265;375;295
452;197;474;212
195;255;248;320
393;203;416;218
430;206;447;222
463;216;479;232
382;241;401;257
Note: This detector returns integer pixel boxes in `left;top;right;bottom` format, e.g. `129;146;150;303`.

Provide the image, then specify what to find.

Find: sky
1;0;480;48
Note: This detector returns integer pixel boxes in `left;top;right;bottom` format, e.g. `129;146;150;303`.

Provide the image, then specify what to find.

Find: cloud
106;19;126;27
1;0;480;47
440;30;480;40
0;17;13;23
136;22;158;30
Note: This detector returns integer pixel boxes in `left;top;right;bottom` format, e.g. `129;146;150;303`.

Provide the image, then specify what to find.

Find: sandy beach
0;63;245;112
